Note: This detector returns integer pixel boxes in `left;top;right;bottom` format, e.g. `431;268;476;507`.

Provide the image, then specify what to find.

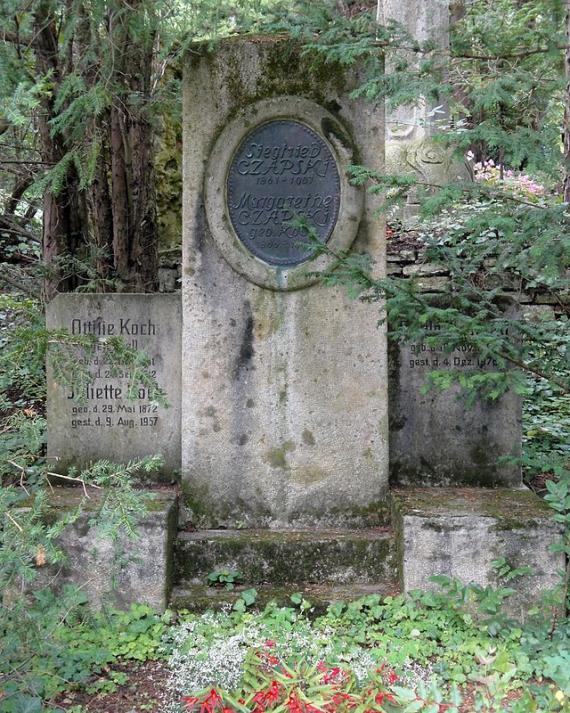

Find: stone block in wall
387;264;404;275
536;293;570;305
415;276;449;292
402;263;448;277
158;267;180;292
522;305;555;322
387;249;417;262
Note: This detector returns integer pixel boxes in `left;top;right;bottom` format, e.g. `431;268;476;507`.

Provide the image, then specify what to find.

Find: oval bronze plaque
227;120;341;267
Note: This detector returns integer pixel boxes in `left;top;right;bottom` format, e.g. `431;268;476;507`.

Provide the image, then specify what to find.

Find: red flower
322;667;348;686
200;689;223;713
266;681;281;705
265;640;276;648
288;693;304;713
182;696;200;710
388;671;398;686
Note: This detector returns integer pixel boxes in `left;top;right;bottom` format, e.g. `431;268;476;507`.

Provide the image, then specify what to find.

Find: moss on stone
263;440;296;469
391;487;553;531
302;429;316;446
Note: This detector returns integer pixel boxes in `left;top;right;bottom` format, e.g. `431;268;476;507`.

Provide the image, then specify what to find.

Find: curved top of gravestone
227;119;341;267
204;96;363;291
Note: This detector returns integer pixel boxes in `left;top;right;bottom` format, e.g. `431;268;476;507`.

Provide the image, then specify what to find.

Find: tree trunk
34;0;81;301
564;0;570;203
108;0;158;291
32;0;159;299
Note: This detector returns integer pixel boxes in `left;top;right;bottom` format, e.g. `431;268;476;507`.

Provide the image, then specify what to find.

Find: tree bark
564;0;570;203
23;0;159;299
108;0;158;291
34;0;78;301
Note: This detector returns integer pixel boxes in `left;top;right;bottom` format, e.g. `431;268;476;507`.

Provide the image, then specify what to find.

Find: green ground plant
163;584;570;713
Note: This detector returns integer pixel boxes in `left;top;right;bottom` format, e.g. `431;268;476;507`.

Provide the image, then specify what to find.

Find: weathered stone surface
170;581;401;613
414;276;450;292
392;488;565;617
402;263;448;277
174;528;397;586
389;321;522;487
381;0;451;143
46;294;181;478
39;489;178;611
182;39;388;527
522;305;555;321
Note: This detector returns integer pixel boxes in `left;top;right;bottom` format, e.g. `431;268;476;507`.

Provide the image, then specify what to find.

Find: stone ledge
170;581;402;613
36;488;178;611
391;487;566;619
175;527;397;586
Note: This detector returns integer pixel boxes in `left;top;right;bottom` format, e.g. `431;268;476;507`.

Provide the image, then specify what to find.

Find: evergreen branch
1;30;33;46
6;511;24;532
368;39;570;61
47;471;102;498
494;352;569;393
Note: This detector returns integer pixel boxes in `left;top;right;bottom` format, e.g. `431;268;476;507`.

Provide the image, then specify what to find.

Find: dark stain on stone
238;434;248;445
234;301;255;379
246;399;255;408
302;429;315;446
321;117;351;151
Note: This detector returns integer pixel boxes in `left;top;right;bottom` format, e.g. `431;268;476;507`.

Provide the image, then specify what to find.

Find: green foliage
208;569;244;591
0;596;169;710
282;0;569;405
233;588;259;612
166;583;570;713
0;279;168;710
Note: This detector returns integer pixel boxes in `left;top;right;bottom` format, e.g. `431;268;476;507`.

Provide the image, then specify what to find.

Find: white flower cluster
160;614;264;712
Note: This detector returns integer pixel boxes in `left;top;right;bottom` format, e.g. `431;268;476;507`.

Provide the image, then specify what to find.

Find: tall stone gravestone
47;294;181;478
182;39;388;527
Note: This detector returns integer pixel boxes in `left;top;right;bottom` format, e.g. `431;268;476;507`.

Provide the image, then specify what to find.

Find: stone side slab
39;489;178;611
392;488;565;618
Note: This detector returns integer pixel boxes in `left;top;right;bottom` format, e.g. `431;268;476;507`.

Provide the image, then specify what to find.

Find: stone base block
41;489;178;611
175;527;397;587
392;488;565;619
170;581;401;613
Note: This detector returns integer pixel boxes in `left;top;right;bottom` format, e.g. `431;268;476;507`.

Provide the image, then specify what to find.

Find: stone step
170;581;401;613
174;527;397;586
